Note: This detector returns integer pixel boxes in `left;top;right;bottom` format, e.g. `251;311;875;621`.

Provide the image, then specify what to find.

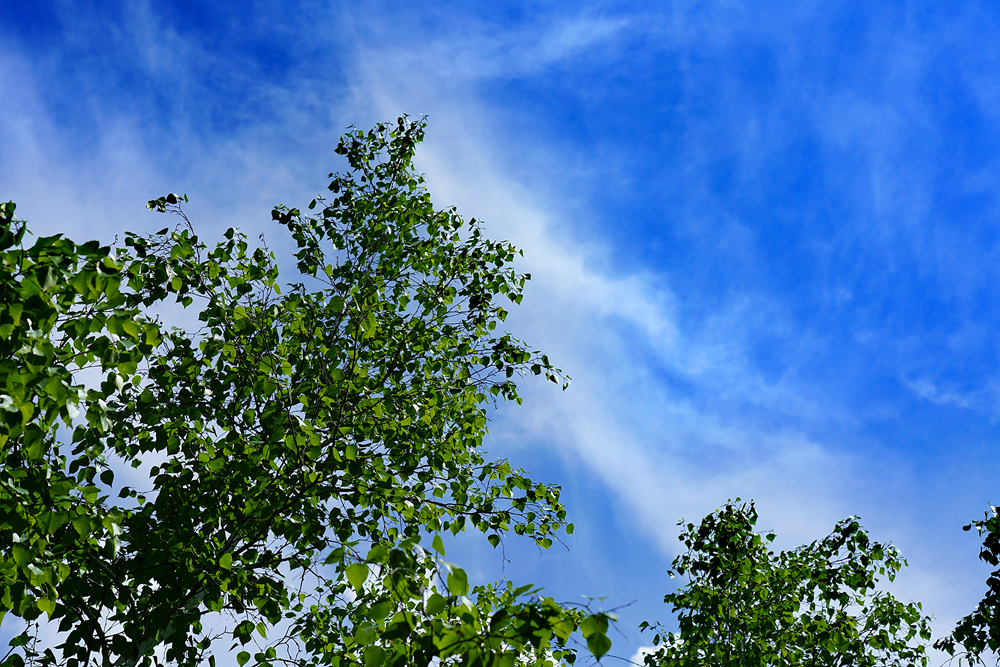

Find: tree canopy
0;118;612;667
639;501;932;667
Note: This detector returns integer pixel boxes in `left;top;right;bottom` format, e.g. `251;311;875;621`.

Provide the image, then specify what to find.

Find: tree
639;501;931;667
0;118;613;667
935;507;1000;665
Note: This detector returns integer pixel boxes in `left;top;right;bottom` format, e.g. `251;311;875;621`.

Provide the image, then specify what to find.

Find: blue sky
4;0;1000;661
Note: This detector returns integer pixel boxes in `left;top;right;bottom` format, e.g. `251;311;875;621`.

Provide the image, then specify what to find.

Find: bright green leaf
70;515;91;537
11;546;29;569
425;593;447;616
447;568;468;597
347;563;369;592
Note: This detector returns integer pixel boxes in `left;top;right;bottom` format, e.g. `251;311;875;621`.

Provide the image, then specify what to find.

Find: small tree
640;501;931;667
0;118;612;666
935;507;1000;665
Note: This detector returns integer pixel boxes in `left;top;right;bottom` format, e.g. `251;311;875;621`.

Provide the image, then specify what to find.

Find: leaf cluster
935;508;1000;665
640;501;931;667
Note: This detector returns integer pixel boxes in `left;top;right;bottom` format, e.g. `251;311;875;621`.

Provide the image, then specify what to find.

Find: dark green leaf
586;632;612;660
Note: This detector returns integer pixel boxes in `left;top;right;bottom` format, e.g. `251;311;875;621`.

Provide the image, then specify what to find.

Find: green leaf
25;439;44;461
354;622;378;646
72;515;91;537
447;568;468;596
552;618;575;641
425;592;447;616
369;600;393;621
367;544;389;563
220;553;233;570
121;320;140;339
363;646;387;667
580;615;607;639
347;563;369;592
587;631;612;660
10;546;29;569
237;651;251;667
431;534;446;556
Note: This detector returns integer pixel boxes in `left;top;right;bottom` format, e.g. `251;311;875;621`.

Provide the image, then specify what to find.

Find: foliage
639;501;931;667
935;507;1000;665
0;118;613;667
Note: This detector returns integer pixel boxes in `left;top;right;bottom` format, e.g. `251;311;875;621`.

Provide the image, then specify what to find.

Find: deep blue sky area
5;0;1000;663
